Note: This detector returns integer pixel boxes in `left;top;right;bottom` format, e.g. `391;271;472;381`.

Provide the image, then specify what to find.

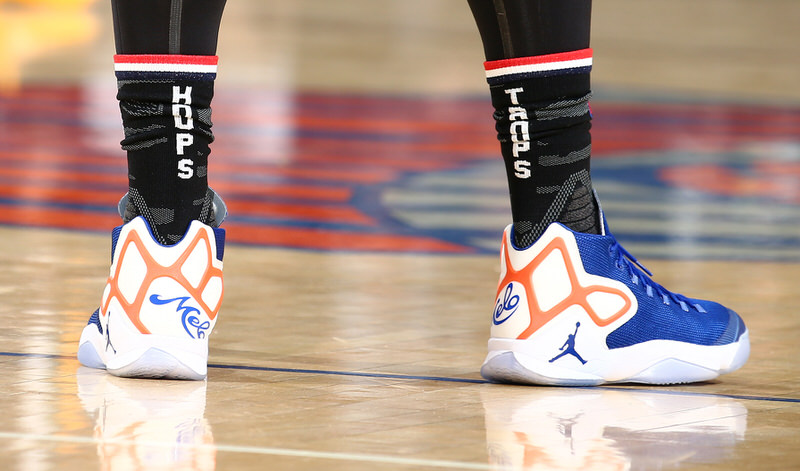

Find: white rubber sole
77;321;208;381
481;330;750;386
77;323;106;369
107;347;207;380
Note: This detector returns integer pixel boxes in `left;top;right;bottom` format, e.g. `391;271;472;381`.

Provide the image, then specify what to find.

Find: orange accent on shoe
498;235;631;340
101;226;223;334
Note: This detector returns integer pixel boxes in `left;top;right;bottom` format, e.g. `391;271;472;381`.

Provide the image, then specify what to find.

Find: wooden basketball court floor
1;0;799;469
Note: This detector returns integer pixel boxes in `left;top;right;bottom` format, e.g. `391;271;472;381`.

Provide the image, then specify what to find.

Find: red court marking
0;85;86;102
0;149;395;185
596;102;800;125
659;164;800;203
0;206;120;230
211;181;352;202
0;185;370;226
0;184;120;205
224;223;473;253
293;152;467;172
210;115;487;134
2;85;799;254
0;150;124;169
0;151;353;202
228;200;375;226
211;164;395;185
756;161;800;177
0;166;126;186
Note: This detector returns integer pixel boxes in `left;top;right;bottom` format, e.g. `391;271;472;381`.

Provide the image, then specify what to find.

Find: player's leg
77;0;228;380
468;0;749;385
113;0;226;242
469;0;595;247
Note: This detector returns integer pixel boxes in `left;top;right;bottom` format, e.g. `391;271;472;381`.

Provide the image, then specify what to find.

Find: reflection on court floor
482;387;746;471
75;366;750;471
78;368;216;471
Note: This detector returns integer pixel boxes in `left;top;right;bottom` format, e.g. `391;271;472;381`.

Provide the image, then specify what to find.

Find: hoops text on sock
173;85;195;178
505;87;531;179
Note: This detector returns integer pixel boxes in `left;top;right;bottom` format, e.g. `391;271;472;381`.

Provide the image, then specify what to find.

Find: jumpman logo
549;322;586;365
105;311;117;354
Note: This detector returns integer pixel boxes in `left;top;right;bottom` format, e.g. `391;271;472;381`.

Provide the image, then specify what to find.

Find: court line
0;431;490;470
207;362;487;384
2;350;800;403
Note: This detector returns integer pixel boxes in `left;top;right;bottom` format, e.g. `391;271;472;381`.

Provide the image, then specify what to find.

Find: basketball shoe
77;191;227;380
481;204;750;386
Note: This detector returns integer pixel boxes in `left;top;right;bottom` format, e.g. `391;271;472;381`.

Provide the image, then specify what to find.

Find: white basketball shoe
77;192;226;380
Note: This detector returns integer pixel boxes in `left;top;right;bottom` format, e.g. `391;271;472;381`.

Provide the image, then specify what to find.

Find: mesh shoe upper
572;230;746;349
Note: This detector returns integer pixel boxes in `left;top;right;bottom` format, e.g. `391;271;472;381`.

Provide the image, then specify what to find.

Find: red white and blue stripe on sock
114;54;218;81
484;48;592;85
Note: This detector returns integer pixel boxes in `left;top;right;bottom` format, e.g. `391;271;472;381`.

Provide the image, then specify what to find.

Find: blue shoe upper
87;308;103;334
572;229;746;349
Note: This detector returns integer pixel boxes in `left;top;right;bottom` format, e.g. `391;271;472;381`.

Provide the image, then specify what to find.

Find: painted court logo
150;294;210;339
550;322;587;365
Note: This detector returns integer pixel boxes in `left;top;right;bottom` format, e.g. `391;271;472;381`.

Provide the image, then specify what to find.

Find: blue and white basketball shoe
481;209;750;385
77;192;227;380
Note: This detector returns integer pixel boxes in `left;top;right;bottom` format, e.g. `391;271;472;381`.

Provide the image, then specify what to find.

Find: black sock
486;54;598;247
111;0;226;244
114;55;217;244
468;0;599;247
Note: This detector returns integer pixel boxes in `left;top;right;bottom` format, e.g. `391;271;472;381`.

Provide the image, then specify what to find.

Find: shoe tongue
592;189;608;236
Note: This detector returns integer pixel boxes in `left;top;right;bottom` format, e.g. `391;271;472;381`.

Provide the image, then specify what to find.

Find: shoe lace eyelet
694;303;707;313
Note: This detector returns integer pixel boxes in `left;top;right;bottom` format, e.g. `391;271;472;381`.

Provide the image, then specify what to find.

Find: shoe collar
117;188;228;228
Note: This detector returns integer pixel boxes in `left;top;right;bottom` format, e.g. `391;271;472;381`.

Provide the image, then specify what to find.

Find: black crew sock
485;50;599;247
468;0;597;247
114;55;217;244
110;0;226;244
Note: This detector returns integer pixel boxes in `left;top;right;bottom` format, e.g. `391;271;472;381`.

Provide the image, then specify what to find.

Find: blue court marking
207;362;486;384
3;350;800;403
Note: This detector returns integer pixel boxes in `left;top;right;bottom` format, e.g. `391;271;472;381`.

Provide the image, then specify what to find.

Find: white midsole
484;330;750;383
77;317;209;377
